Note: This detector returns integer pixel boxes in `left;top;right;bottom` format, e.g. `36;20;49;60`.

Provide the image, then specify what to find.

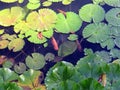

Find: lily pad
0;40;9;49
2;60;13;68
79;4;105;23
8;38;25;52
45;53;55;61
0;6;25;26
104;0;120;7
55;12;82;33
0;29;4;34
62;0;74;5
14;62;26;74
0;0;17;3
27;2;41;10
25;53;45;70
105;8;120;26
68;34;78;41
114;37;120;48
26;8;57;31
58;41;77;57
83;23;110;43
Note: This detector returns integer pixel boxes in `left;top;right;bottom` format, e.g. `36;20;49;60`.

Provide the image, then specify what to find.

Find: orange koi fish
51;36;59;51
37;32;43;39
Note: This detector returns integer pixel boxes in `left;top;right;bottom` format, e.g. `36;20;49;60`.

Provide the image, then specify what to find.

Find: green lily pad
0;6;25;26
0;40;9;49
28;0;40;3
2;61;13;68
45;53;55;61
8;38;25;52
110;48;120;59
83;23;110;43
79;4;105;23
105;8;120;26
68;34;78;41
104;0;120;7
26;8;57;31
42;1;52;6
92;0;105;5
14;62;26;74
1;34;17;41
58;41;77;57
55;12;82;33
114;37;120;48
27;2;41;10
25;53;45;70
0;29;4;34
62;0;74;5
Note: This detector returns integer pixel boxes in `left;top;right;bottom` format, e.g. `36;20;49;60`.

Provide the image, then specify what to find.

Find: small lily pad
45;53;55;61
79;4;105;23
0;0;17;3
27;2;41;10
62;0;74;5
25;53;45;70
0;40;9;49
0;29;4;34
68;34;78;41
14;62;26;74
104;0;120;7
8;38;25;52
42;1;52;6
114;37;120;48
2;60;13;68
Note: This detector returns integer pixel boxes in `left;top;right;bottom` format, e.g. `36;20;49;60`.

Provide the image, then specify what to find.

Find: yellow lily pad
0;40;9;49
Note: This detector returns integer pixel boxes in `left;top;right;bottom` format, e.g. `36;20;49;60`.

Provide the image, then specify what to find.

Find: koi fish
37;32;43;40
51;36;59;50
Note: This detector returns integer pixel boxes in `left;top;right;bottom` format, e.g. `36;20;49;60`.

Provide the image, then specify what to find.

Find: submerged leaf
105;8;120;26
55;12;82;33
25;53;45;70
8;38;25;52
79;4;105;23
58;41;77;57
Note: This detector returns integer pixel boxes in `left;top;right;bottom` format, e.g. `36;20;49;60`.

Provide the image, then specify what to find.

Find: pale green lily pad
42;1;52;6
25;30;47;44
0;29;4;34
1;34;17;41
25;53;45;70
0;6;25;26
0;0;17;3
55;12;82;33
8;38;25;52
68;34;78;41
3;61;13;68
28;0;40;3
26;8;57;31
114;37;120;48
27;2;41;10
92;0;105;5
45;53;55;61
0;40;9;49
104;0;120;7
18;0;24;3
83;23;110;43
110;48;120;59
105;8;120;26
62;0;74;5
58;41;77;57
79;4;105;23
14;62;26;74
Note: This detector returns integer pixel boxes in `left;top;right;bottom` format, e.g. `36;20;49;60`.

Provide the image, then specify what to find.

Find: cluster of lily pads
0;0;120;90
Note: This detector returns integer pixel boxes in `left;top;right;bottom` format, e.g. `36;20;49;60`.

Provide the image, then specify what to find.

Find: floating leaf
104;0;120;7
0;40;9;49
114;37;120;48
25;53;45;70
110;48;120;59
14;62;26;74
0;0;17;3
105;8;120;26
28;0;40;3
2;61;13;68
68;34;78;41
45;53;55;61
0;6;25;26
79;78;105;90
55;12;82;33
18;0;24;3
79;4;105;23
8;38;25;52
1;34;17;41
27;2;41;10
0;68;18;83
45;61;76;90
26;8;57;31
62;0;74;5
83;23;110;43
18;69;42;89
92;0;105;5
58;41;77;57
42;1;52;6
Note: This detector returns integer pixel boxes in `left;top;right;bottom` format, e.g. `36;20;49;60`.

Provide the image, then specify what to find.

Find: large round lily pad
105;8;120;26
79;4;105;23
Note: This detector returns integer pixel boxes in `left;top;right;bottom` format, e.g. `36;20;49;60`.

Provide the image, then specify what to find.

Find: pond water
0;0;113;84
